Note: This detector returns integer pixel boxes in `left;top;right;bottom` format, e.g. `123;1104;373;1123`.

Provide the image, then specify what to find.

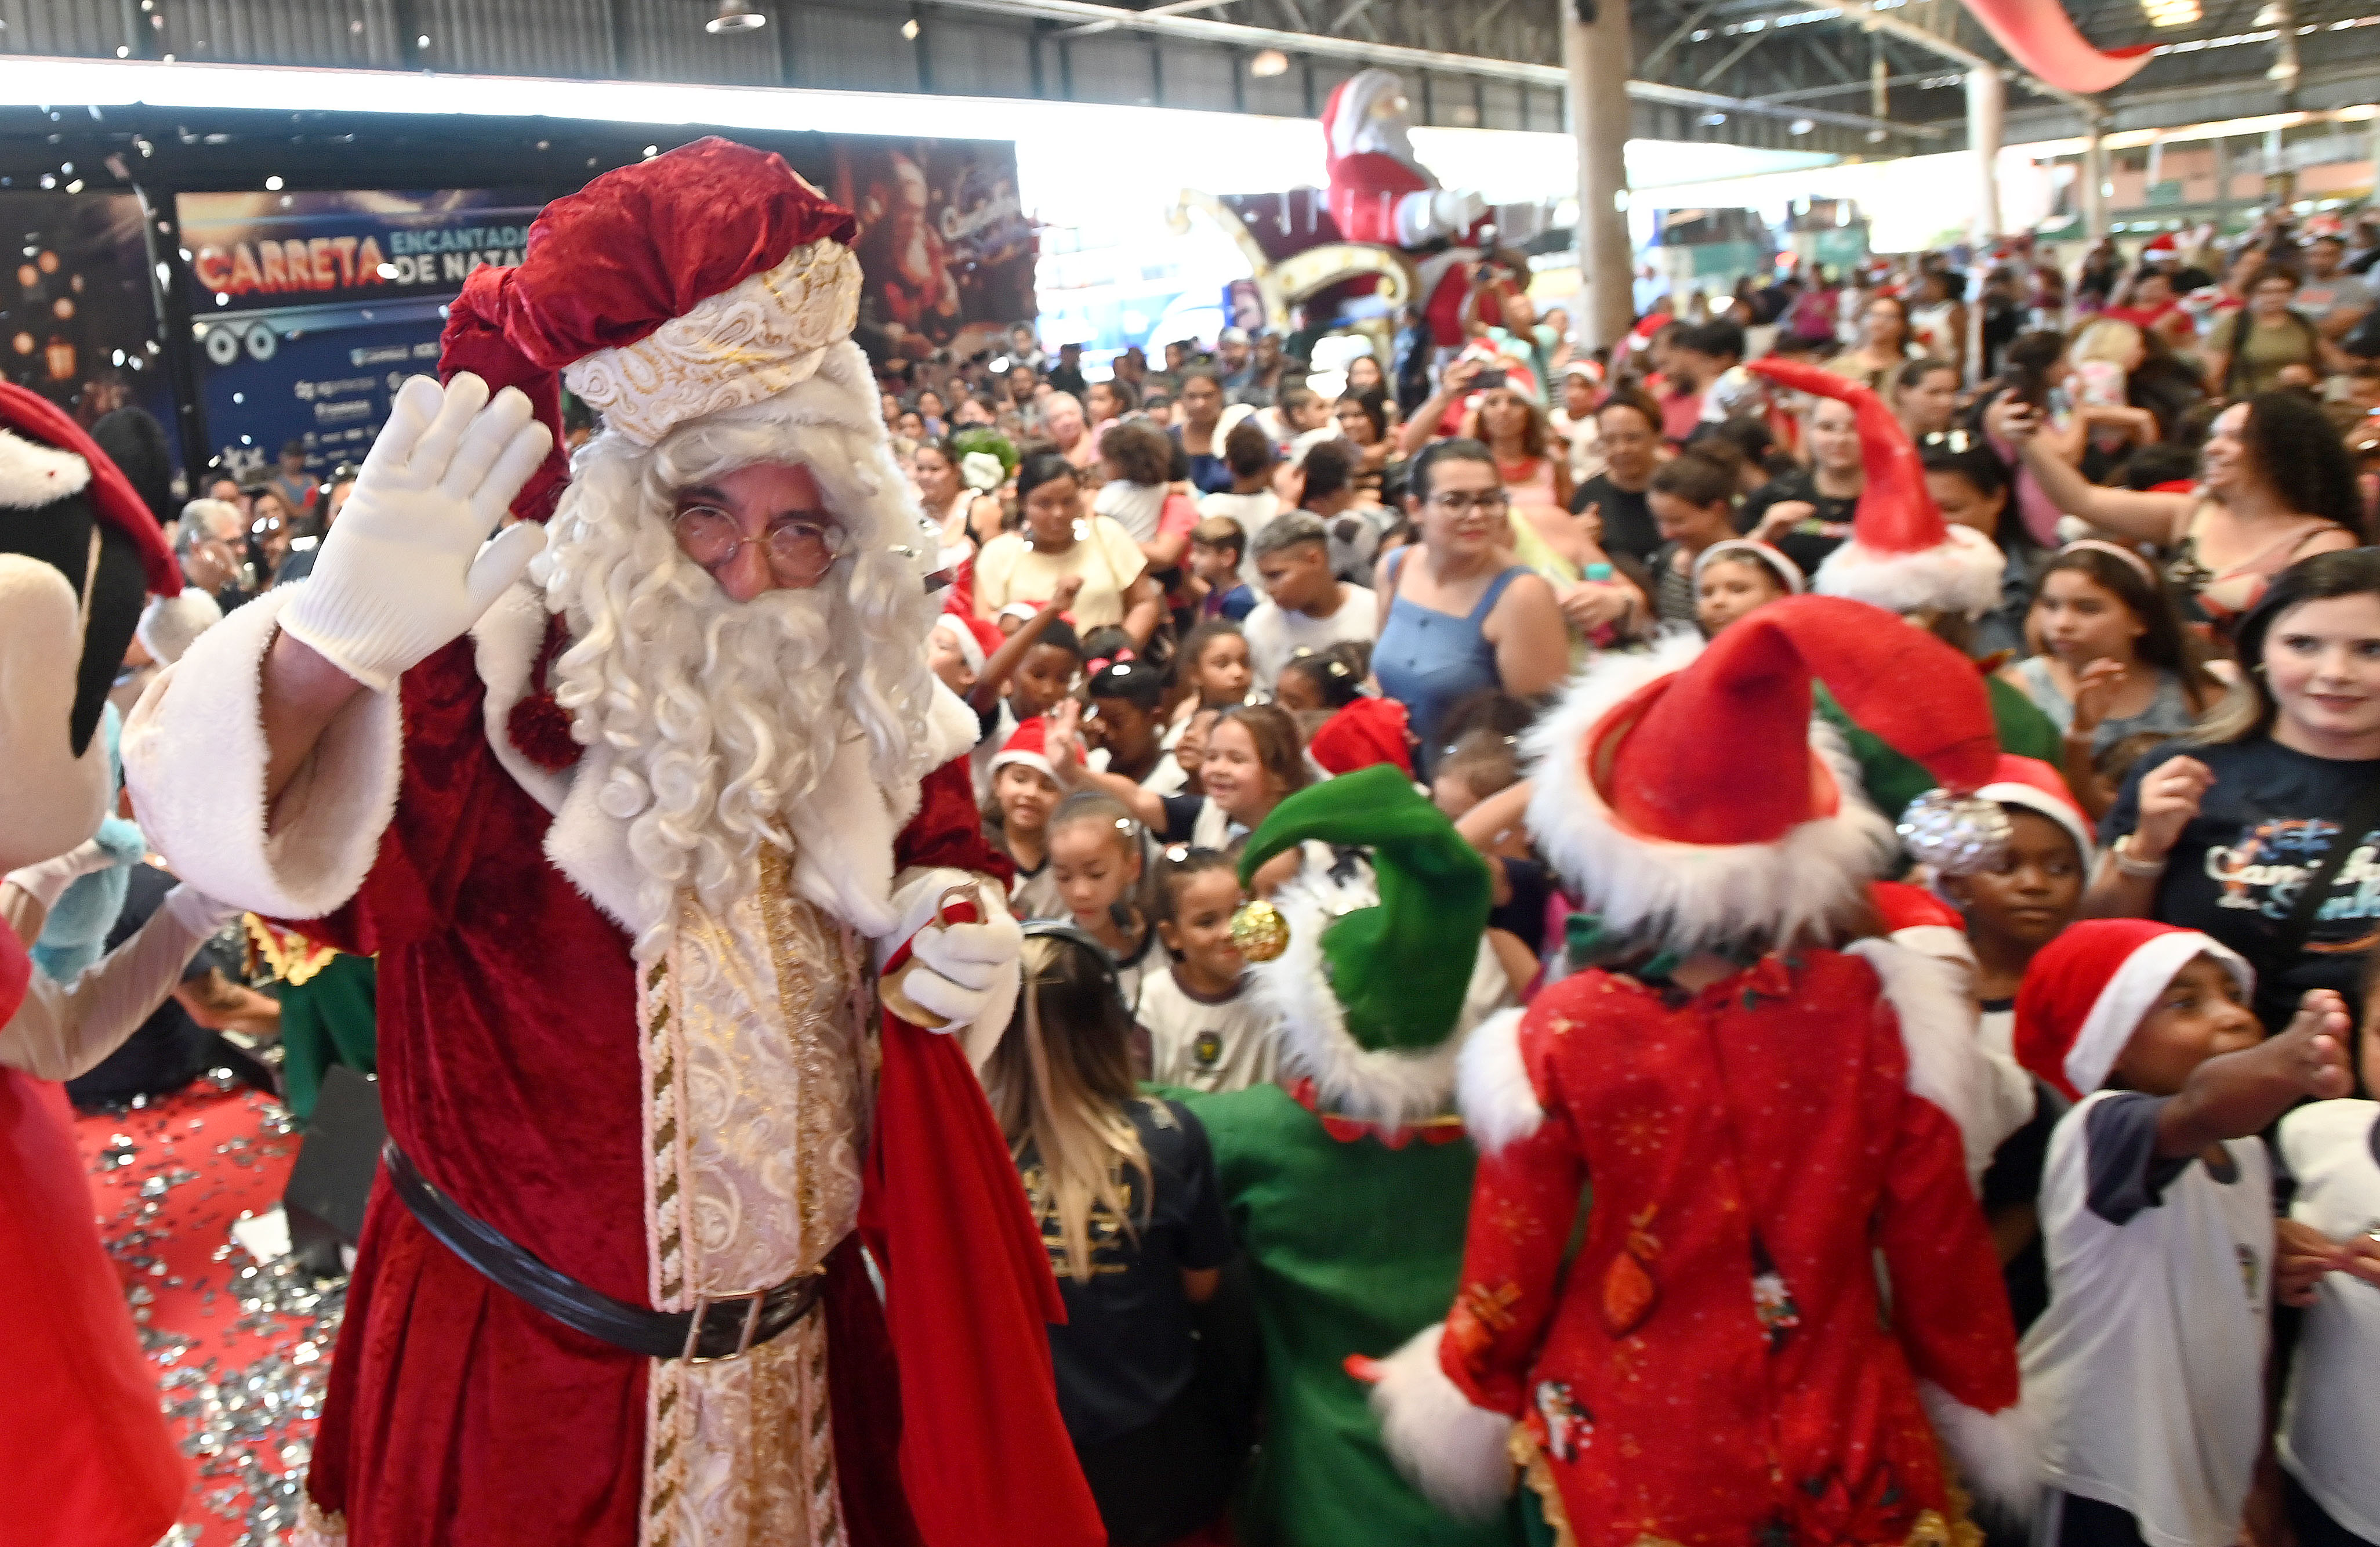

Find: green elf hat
1235;763;1492;1057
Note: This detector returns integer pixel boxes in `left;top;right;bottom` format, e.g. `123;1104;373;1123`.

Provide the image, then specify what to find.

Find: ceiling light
706;1;767;34
2141;0;2200;27
901;17;920;39
1249;48;1289;77
1790;117;1815;134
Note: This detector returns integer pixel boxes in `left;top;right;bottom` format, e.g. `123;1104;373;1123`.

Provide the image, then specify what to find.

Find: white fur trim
0;557;111;872
0;426;90;508
121;584;400;920
1812;524;2004;620
1522;633;1897;953
470;579;572;816
1456;1007;1540;1158
1921;1381;2041;1526
1367;1323;1516;1521
1246;865;1511;1128
1976;779;2096;869
2065;930;2250;1100
1846;937;1995;1188
134;589;223;666
562;240;862;447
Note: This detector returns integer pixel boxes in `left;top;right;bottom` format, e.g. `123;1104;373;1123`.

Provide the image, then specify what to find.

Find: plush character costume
1181;764;1513;1546
1321;68;1490;348
125;139;1099;1547
1745;357;2060;820
0;381;225;1547
1367;598;2030;1546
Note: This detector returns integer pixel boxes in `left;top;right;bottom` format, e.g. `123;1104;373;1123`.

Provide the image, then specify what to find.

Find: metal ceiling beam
1052;0;1253;41
926;0;1951;133
1696;28;1768;84
1638;3;1719;77
1787;0;2098;113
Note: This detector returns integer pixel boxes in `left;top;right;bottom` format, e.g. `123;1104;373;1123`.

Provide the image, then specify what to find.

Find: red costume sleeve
894;755;1014;892
1439;1003;1586;1417
1874;1027;2023;1412
1327;151;1432;247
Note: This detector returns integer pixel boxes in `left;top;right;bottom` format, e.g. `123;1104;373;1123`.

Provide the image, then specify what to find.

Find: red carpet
74;1079;345;1547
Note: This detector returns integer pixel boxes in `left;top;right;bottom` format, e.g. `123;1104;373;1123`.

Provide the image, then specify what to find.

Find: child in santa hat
1366;594;2030;1544
1746;356;2063;825
2013;920;2352;1547
1938;755;2098;1331
988;719;1067;919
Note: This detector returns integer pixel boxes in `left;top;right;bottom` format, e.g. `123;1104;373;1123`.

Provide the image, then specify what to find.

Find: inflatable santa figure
126;138;1099;1547
0;382;241;1547
1322;68;1492;346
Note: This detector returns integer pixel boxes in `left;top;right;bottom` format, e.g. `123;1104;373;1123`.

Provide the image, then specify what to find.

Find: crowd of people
863;208;2380;1547
8;138;2380;1547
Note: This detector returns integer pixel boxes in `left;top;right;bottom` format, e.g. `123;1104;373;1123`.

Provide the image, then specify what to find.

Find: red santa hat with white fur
1523;593;2007;955
1747;356;2003;621
2015;921;2251;1102
436;137;877;524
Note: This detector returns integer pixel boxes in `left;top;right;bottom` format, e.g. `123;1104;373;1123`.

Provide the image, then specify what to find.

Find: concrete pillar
1966;67;2004;244
2082;120;2109;241
2212;133;2233;231
1563;0;1637;352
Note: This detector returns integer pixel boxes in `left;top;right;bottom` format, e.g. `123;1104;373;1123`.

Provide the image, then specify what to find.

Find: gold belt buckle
682;1288;769;1364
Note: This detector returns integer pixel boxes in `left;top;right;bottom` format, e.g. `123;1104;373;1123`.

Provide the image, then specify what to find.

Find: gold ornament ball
1229;900;1289;962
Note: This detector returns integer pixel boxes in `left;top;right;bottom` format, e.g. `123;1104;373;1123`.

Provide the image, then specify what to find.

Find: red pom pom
507;692;581;771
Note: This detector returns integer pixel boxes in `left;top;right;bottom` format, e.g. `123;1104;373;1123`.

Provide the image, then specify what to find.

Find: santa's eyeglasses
672;507;848;580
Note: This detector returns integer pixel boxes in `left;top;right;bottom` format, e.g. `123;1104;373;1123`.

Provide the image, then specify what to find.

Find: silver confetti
1896;788;2013;877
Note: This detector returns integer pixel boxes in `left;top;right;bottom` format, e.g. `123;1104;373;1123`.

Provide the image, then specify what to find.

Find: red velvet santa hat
1975;753;2096;868
437;137;863;522
932;613;997;677
1523;595;2002;951
2014;920;2251;1102
1746;356;2001;620
989;717;1055;782
1308;696;1413;778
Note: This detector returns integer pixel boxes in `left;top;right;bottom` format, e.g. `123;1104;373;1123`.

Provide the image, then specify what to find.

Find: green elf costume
1182;763;1515;1547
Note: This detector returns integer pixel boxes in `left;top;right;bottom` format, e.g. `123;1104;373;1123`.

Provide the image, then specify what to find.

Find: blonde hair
2069;317;2143;369
983;934;1152;1282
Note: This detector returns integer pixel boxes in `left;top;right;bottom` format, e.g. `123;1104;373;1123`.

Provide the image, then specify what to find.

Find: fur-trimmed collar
0;426;90;510
469;578;979;945
1245;865;1512;1129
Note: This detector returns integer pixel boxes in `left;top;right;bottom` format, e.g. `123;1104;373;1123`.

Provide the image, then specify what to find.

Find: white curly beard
539;383;944;959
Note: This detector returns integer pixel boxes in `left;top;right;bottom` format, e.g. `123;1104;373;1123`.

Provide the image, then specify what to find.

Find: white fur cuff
1368;1322;1516;1521
122;586;401;921
1456;1007;1541;1157
1845;937;1994;1189
1920;1381;2041;1526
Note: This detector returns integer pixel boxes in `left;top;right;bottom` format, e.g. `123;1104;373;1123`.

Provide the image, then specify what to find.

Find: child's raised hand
1051;574;1085;613
2274;1218;2346;1307
2274;988;2354;1102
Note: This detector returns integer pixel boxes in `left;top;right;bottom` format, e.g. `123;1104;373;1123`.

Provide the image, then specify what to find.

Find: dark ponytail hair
1015;450;1082;505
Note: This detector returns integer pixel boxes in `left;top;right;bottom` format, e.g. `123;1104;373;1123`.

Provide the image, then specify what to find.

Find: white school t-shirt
2277;1099;2380;1545
2019;1089;2273;1547
1242;585;1380;693
1141;966;1278;1093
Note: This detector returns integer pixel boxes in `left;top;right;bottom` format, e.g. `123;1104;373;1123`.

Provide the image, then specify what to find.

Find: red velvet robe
1444;950;2019;1545
288;631;1037;1546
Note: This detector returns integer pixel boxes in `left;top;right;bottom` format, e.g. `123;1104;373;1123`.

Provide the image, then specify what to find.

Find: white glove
1430;188;1488;235
279;372;553;693
4;838;119;912
161;883;241;937
904;910;1025;1030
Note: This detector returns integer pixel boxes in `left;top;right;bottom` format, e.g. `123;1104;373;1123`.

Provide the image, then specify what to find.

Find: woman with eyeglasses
975;452;1164;646
1370;439;1568;778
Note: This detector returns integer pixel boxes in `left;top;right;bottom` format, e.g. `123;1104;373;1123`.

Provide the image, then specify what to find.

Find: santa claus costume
1367;596;2031;1546
1744;356;2063;820
1;381;231;1547
125;139;1098;1547
1320;68;1490;349
1185;763;1514;1547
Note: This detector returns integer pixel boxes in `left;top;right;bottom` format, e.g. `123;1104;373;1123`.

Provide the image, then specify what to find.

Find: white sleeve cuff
122;586;401;921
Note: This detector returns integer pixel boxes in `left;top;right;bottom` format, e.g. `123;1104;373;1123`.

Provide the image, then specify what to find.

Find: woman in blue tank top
1372;439;1571;776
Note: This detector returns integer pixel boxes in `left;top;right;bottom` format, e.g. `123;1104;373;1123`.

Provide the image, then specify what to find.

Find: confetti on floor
75;1078;346;1547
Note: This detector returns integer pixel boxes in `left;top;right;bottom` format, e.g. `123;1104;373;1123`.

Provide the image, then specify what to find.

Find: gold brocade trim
289;1496;349;1546
1510;1427;1580;1547
243;914;344;986
1504;1429;1982;1547
758;846;855;1264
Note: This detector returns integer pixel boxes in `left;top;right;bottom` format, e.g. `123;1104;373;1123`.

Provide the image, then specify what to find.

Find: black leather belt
382;1140;822;1363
